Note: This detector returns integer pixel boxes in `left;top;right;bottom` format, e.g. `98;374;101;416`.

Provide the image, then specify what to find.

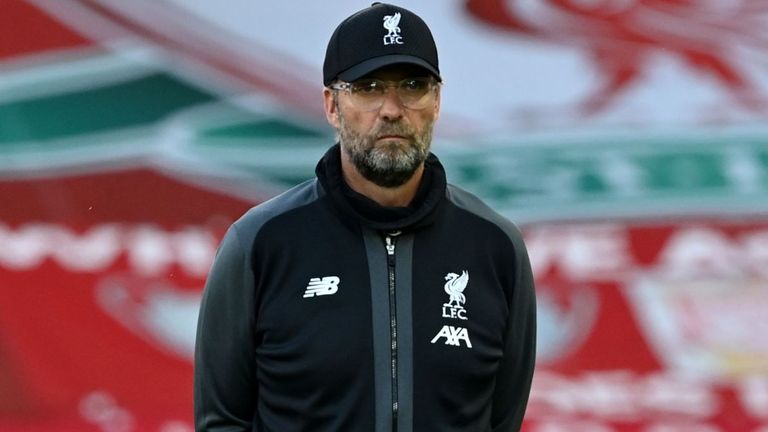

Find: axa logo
303;276;340;298
431;325;473;348
442;270;468;320
383;12;403;45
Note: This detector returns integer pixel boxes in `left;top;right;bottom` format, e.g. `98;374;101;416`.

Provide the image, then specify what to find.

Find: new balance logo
430;325;473;348
303;276;340;298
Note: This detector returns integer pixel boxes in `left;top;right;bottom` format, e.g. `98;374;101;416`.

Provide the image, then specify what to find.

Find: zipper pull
385;235;396;256
384;230;401;256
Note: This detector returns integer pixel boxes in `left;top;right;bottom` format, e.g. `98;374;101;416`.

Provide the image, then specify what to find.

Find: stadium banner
528;219;768;431
0;169;251;432
3;176;768;430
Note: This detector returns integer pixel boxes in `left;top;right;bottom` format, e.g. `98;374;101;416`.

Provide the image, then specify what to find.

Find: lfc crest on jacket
442;270;469;320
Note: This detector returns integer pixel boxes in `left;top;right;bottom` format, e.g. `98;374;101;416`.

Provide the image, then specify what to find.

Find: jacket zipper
385;232;400;432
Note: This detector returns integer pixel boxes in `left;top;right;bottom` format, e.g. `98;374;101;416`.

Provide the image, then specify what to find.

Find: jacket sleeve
490;229;537;432
194;224;259;431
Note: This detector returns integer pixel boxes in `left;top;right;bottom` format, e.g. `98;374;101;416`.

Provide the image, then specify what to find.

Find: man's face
324;64;441;188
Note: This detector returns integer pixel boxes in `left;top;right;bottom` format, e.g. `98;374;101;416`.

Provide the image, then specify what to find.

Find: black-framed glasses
330;77;440;111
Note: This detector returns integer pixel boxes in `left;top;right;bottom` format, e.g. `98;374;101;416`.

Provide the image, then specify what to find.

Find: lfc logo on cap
383;13;403;45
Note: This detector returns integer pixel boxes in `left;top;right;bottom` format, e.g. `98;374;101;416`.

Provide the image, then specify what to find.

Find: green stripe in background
201;119;324;140
0;74;215;144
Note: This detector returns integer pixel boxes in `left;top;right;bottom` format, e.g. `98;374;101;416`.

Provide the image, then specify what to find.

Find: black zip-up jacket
194;145;536;431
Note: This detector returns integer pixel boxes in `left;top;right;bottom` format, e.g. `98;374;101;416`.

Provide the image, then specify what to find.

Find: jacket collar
315;144;447;232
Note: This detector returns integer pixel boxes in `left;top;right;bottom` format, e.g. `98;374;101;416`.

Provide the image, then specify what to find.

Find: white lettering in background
79;391;134;432
525;224;633;279
526;372;768;429
657;228;768;279
0;223;54;269
0;223;218;277
527;419;615;432
742;231;768;279
527;421;768;432
53;224;122;271
527;371;718;420
127;226;176;276
525;224;768;280
657;228;740;278
643;422;721;432
741;377;768;419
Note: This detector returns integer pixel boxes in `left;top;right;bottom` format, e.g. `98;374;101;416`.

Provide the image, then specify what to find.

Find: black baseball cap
323;2;441;86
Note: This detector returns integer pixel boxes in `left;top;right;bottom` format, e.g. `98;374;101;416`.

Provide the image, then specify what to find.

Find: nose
378;86;404;120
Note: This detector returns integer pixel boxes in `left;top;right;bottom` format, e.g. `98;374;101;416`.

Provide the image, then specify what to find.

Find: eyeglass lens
347;78;436;110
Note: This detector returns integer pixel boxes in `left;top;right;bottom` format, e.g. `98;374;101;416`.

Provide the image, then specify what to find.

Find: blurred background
2;0;768;431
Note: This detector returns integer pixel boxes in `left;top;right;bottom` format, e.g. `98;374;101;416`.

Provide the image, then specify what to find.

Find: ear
323;87;341;129
432;84;442;121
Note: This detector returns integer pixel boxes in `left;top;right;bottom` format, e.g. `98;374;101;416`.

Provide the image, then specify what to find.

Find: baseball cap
323;2;441;86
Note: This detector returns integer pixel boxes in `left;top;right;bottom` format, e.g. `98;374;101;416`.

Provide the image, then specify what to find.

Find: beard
338;113;434;188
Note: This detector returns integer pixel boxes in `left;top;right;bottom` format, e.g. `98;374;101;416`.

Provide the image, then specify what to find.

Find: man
194;3;536;431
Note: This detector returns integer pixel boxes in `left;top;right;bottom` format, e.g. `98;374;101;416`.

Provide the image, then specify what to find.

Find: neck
340;149;424;207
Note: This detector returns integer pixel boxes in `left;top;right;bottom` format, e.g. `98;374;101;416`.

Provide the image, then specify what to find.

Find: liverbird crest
444;270;469;308
383;12;402;37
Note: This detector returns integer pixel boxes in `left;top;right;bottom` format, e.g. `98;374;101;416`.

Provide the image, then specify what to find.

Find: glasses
330;77;440;111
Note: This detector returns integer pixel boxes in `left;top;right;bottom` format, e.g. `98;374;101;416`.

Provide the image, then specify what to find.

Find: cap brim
336;54;441;83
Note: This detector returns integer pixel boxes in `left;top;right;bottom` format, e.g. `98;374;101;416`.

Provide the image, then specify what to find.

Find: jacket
194;144;536;431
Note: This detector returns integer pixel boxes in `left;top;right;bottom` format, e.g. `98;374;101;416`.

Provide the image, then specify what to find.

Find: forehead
361;63;433;80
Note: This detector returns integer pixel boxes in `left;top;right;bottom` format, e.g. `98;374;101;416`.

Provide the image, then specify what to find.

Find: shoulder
445;183;526;249
232;178;322;241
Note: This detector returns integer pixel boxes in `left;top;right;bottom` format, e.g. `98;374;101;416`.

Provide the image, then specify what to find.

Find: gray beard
339;117;433;188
